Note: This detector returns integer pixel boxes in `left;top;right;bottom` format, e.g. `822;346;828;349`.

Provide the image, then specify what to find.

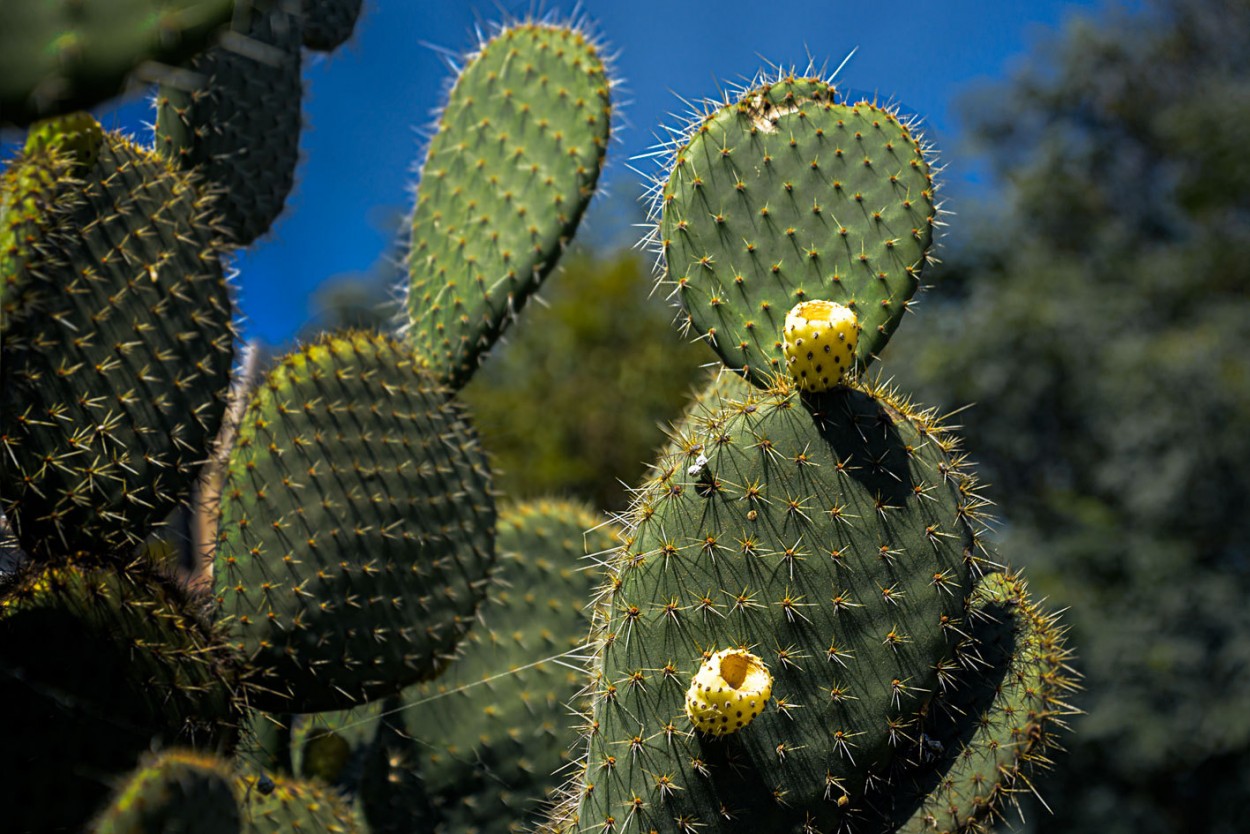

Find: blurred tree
884;1;1250;832
461;249;706;511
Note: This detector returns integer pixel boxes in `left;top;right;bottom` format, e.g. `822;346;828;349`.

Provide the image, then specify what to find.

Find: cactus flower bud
782;300;858;392
684;648;773;736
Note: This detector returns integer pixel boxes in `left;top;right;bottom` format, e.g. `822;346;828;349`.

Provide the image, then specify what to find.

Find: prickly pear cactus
0;118;234;560
657;77;934;385
91;750;241;834
214;331;496;712
549;74;1074;834
406;23;612;389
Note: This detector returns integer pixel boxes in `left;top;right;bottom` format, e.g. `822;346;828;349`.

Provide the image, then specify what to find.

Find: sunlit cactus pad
0;0;234;126
658;76;935;386
0;564;237;833
215;331;496;712
0;124;233;559
569;378;981;832
407;22;612;389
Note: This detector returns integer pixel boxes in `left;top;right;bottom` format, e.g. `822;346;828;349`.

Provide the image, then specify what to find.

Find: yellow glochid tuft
684;648;773;736
782;300;859;392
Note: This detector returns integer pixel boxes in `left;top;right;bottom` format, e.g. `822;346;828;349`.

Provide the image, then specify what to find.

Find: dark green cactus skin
387;499;616;833
570;379;982;833
0;0;235;127
301;0;363;51
659;77;935;385
407;24;612;389
0;564;237;833
91;749;241;834
238;772;362;833
214;331;496;712
0;124;234;560
891;571;1075;834
156;3;304;245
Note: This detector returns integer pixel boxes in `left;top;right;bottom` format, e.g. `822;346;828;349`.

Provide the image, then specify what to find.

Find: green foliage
215;331;496;712
461;250;706;511
659;77;935;385
407;24;612;389
885;0;1250;830
0;0;235;127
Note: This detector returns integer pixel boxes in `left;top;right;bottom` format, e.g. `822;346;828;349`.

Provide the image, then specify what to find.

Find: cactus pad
570;378;981;832
407;23;612;389
0;564;236;833
0;0;234;126
384;498;615;832
156;3;303;245
91;750;241;834
0;125;234;559
214;331;496;712
658;76;935;386
239;772;362;833
301;0;363;52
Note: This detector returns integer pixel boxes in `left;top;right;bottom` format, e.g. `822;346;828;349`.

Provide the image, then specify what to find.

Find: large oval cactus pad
660;77;935;386
407;23;612;389
215;332;496;713
0;126;234;559
572;379;981;833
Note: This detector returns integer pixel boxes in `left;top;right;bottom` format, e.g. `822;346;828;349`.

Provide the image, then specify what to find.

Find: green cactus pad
658;76;935;386
156;3;303;245
890;571;1076;834
407;23;612;389
0;126;234;560
569;378;982;833
0;563;237;833
214;331;496;713
301;0;363;51
91;750;241;834
239;772;361;833
386;499;616;832
0;0;234;127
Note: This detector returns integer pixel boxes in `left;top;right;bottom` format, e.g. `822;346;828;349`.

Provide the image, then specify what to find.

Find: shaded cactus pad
156;2;304;245
407;22;612;389
571;379;982;832
0;124;233;559
0;564;236;833
239;772;362;833
0;0;234;126
215;331;496;712
91;750;241;834
659;76;935;386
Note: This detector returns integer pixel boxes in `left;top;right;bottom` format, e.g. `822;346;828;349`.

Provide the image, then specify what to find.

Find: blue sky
3;0;1106;345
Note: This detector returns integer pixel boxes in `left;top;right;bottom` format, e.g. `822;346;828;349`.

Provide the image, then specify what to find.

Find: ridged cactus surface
571;378;980;832
0;0;234;126
0;123;233;559
156;3;304;245
0;564;236;833
301;0;364;51
407;23;612;389
91;750;241;834
239;772;362;833
658;77;935;385
214;331;496;712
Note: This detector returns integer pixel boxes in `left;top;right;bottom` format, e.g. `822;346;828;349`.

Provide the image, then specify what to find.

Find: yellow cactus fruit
782;300;859;392
684;648;773;736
